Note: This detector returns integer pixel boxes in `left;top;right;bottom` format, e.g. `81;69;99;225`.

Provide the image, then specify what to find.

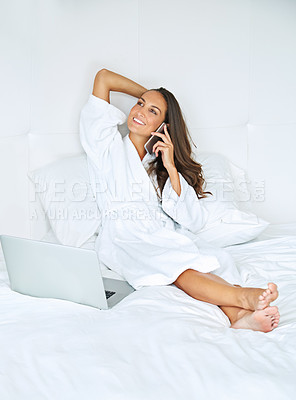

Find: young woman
80;68;280;332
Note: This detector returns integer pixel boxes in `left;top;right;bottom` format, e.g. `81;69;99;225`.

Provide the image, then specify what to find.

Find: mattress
0;223;296;399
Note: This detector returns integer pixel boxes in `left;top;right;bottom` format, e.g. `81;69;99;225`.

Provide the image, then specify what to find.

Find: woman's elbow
95;68;110;81
93;69;111;102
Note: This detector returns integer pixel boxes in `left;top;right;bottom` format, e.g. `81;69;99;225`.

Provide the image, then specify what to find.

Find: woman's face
127;90;167;139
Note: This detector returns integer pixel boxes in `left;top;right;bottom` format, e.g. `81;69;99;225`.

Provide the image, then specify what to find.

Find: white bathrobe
80;95;241;289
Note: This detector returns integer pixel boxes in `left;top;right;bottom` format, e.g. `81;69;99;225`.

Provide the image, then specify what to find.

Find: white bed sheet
0;224;296;399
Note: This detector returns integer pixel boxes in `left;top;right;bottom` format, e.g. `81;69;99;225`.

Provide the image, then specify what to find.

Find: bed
1;152;296;400
1;223;296;399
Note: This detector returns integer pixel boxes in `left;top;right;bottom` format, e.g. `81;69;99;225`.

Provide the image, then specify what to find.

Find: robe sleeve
161;172;209;234
79;94;127;171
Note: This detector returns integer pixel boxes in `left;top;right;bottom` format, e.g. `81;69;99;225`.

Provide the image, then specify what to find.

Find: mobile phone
144;122;166;155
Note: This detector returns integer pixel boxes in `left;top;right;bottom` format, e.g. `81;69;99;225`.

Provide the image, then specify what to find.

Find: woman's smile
132;117;145;126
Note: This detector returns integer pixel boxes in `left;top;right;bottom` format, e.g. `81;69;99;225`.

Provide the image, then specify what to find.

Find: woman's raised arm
92;69;147;103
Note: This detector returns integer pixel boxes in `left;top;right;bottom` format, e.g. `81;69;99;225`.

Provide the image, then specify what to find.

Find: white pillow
28;155;101;247
195;152;269;247
197;151;251;206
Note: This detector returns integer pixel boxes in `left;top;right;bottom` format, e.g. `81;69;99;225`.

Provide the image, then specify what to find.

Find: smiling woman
80;68;280;333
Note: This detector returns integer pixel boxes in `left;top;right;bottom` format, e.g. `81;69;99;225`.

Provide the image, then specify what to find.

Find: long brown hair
146;88;212;199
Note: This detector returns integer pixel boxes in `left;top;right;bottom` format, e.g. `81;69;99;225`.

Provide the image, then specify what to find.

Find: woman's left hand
152;124;176;172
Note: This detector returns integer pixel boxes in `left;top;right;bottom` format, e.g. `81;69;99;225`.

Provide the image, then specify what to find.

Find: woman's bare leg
174;269;278;312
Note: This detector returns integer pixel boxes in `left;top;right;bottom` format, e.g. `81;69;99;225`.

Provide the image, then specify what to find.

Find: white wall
0;0;296;239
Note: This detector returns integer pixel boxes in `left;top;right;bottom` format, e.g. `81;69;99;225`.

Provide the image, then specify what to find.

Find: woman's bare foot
257;283;278;310
241;283;278;311
231;306;280;332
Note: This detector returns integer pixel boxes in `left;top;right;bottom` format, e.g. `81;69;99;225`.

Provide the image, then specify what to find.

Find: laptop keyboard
105;290;116;299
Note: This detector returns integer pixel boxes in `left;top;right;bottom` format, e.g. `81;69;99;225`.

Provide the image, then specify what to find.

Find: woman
80;68;280;332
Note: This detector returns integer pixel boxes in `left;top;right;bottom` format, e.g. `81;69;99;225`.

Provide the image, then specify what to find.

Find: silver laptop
0;235;134;309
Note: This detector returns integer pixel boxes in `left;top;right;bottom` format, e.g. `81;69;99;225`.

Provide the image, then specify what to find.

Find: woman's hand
152;124;176;172
152;125;181;196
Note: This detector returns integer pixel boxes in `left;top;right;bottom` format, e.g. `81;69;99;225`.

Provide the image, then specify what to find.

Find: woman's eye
137;101;143;106
150;109;157;115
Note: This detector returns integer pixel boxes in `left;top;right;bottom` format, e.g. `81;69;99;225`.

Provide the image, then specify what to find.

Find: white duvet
0;225;296;400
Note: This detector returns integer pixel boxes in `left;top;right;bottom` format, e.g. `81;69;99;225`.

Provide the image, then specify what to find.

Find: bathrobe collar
123;134;159;202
